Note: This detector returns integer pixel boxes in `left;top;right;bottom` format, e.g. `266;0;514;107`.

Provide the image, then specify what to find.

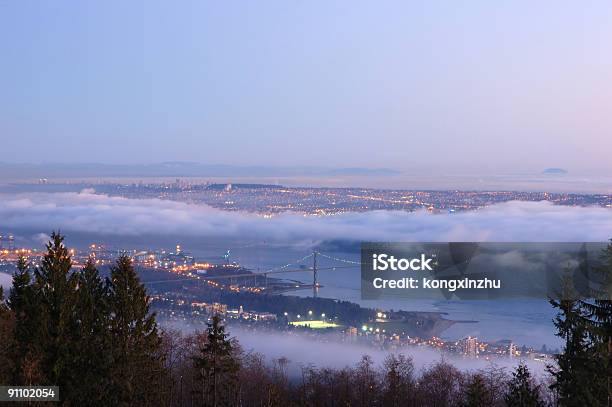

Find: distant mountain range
0;162;401;180
542;168;568;175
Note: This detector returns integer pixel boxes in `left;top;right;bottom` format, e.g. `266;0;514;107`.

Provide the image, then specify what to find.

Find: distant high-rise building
508;342;517;357
464;336;478;357
8;235;14;250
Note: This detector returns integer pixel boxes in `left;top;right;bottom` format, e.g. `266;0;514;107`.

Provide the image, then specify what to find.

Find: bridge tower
312;251;318;297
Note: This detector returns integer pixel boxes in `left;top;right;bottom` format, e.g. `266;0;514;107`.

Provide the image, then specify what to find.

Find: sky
1;1;612;175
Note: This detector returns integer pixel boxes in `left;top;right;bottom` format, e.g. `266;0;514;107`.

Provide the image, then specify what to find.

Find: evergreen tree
580;241;612;406
69;257;113;406
7;255;36;383
505;363;543;407
0;285;15;384
193;314;239;407
31;232;78;393
107;254;164;406
548;267;595;405
8;256;31;315
463;374;489;407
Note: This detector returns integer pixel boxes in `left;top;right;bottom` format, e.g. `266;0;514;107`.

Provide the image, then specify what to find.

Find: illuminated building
464;336;478;357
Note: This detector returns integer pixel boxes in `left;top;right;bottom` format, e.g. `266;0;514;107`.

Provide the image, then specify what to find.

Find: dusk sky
1;1;611;175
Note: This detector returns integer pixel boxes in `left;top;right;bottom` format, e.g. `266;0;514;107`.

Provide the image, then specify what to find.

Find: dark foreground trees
549;241;612;406
192;314;240;406
1;233;167;405
505;363;544;407
0;285;15;384
107;255;167;406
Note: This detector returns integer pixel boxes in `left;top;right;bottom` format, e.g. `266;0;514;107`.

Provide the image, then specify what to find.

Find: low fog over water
162;321;551;378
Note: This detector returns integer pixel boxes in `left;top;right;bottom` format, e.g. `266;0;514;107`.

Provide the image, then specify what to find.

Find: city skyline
1;161;611;194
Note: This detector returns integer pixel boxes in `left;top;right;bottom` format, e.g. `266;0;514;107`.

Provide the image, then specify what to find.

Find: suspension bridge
144;250;362;297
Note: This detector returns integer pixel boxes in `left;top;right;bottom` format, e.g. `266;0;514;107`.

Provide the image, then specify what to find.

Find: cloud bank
160;323;549;376
0;191;611;243
227;326;540;375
